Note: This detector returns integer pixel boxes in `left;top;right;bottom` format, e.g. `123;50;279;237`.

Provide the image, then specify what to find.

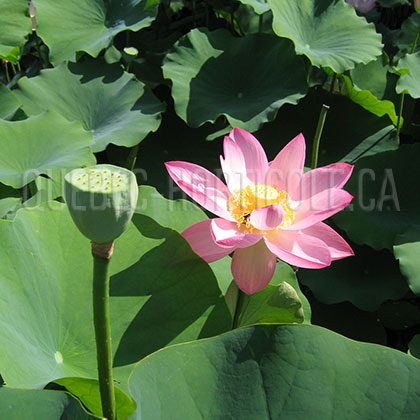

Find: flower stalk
311;104;330;169
92;242;116;420
64;164;138;420
232;285;246;329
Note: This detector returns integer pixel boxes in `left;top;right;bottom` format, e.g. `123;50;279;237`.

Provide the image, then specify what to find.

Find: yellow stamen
228;182;295;231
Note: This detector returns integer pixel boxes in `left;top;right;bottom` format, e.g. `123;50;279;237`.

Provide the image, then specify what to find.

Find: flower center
228;182;295;230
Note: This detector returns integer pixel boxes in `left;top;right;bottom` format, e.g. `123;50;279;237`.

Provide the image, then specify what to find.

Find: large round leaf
134;184;234;294
0;0;32;63
128;324;420;419
299;244;408;311
310;300;387;345
135;185;207;233
267;0;383;73
0;202;231;394
333;143;420;250
0;388;98;420
33;0;159;65
0;111;95;188
163;29;308;130
14;61;164;152
238;0;270;14
0;183;21;218
396;52;420;99
394;226;420;295
0;84;22;120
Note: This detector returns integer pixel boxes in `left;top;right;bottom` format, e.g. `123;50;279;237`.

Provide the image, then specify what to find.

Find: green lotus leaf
253;89;392;168
396;52;420;98
238;0;270;14
395;13;420;55
0;84;22;120
394;226;420;295
340;125;399;163
128;324;420;419
299;244;408;311
0;111;95;189
342;74;399;126
135;184;207;233
0;202;231;401
378;300;420;330
14;60;164;152
409;334;420;359
55;377;135;419
229;281;304;327
163;28;308;130
0;0;32;64
0;387;98;420
33;0;159;65
268;0;383;73
310;300;387;345
333;143;420;250
0;183;21;218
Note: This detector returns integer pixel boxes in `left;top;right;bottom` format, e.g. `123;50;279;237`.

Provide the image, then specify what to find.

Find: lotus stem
92;242;116;420
311;104;330;169
126;144;139;171
232;285;246;329
329;73;337;94
259;14;263;32
4;62;10;83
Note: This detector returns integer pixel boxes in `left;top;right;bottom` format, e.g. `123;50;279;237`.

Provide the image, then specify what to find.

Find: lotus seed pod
64;164;138;243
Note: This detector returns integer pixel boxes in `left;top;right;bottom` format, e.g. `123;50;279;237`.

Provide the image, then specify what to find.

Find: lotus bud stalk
64;164;138;420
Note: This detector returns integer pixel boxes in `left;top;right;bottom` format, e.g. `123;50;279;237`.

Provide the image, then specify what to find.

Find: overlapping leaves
14;60;164;152
163;29;308;130
33;0;159;65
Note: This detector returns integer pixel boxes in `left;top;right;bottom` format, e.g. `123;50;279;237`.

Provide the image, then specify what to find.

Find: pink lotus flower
345;0;376;13
165;128;354;295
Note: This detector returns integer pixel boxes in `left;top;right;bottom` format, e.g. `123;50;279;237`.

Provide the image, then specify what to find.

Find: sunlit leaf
268;0;383;73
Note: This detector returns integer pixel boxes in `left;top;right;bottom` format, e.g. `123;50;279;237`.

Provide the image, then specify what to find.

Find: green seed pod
64;164;138;243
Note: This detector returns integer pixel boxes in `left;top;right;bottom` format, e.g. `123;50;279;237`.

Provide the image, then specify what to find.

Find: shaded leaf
394;226;420;295
378;300;420;330
128;324;420;419
299;244;408;311
395;13;420;55
0;387;98;420
163;29;308;130
340;125;399;162
55;377;135;419
310;299;387;345
408;334;420;359
334;144;420;250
